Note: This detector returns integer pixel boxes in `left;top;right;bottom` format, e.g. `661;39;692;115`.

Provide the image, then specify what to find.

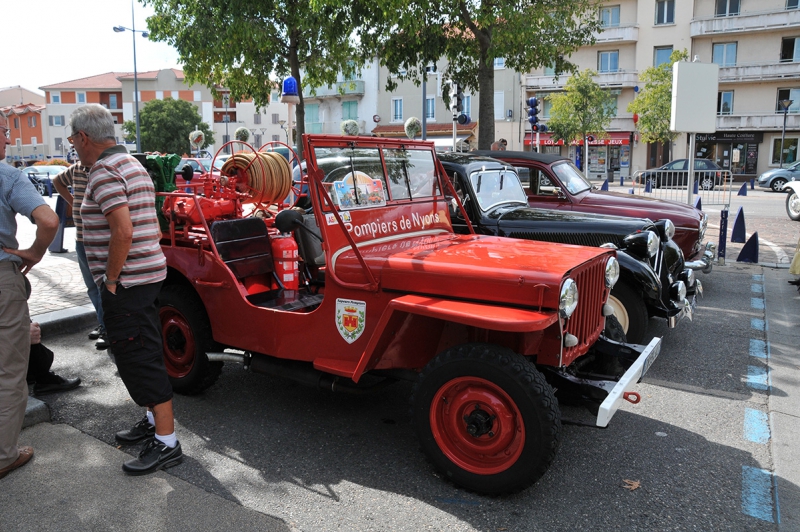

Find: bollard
693;178;699;195
644;179;652;193
619;175;625;187
736;232;759;263
694;195;702;211
48;194;69;253
731;206;747;243
750;178;755;190
600;179;609;191
737;182;748;196
718;209;728;265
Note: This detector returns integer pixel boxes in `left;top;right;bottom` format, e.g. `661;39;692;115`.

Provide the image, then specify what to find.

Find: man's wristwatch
103;274;120;286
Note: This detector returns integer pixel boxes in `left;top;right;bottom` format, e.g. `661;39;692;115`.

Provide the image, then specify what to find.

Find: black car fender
615;250;663;309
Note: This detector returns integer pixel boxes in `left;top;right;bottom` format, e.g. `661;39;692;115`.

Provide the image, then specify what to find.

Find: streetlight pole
113;0;148;153
279;119;289;143
779;98;793;169
223;93;230;154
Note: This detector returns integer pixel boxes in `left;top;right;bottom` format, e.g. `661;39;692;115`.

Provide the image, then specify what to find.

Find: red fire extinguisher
271;234;299;291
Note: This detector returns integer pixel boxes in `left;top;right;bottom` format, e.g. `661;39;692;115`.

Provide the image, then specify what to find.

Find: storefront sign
524;132;630;146
695;131;763;143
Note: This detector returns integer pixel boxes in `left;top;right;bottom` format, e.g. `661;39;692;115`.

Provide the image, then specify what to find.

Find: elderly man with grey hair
69;103;181;475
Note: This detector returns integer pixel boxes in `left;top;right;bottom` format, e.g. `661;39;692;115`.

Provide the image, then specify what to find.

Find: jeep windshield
552;161;592;195
314;146;439;209
470;168;528;211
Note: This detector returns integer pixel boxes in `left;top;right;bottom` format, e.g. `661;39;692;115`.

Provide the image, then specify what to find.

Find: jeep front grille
562;255;608;362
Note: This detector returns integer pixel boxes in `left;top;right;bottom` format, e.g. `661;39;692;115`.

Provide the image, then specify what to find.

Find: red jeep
153;135;660;494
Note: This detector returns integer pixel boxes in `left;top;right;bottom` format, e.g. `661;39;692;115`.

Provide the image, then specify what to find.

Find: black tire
607;282;648;344
603;314;628;343
787;190;800;222
772;178;787;192
411;343;561;495
158;285;222;395
35;183;46;195
699;174;715;191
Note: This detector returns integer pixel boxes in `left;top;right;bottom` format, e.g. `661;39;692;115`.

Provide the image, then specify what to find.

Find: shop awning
524;132;631;146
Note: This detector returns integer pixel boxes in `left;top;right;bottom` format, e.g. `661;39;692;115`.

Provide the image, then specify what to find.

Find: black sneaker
88;326;104;340
115;416;156;444
122;438;182;476
95;333;109;350
33;375;81;395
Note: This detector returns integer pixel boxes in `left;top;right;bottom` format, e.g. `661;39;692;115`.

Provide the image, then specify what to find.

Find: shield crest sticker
336;298;366;344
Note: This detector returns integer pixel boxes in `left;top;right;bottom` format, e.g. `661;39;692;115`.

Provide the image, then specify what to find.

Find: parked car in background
475;151;716;273
785;181;800;221
22;165;67;195
757;160;800;192
636;158;724;190
439;152;698;344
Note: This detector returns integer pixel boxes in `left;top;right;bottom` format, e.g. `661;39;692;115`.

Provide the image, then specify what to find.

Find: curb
23;396;51;428
33;305;97;338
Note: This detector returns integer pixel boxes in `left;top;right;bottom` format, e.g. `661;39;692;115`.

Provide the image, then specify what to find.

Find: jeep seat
210;218;275;280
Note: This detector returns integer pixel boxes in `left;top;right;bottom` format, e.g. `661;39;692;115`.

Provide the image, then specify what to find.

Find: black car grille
509;231;622;249
563;255;607;361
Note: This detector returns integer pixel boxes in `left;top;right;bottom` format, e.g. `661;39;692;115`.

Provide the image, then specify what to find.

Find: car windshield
469;168;527;211
551;161;592;194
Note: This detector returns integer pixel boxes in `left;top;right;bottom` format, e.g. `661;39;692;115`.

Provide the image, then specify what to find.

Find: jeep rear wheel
608;282;647;344
159;285;222;395
411;343;561;495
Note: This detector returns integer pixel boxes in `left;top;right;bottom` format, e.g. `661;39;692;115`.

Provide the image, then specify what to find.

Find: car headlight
670;280;687;301
699;213;708;241
559;278;579;318
622;230;660;259
605;256;620;288
654;219;675;241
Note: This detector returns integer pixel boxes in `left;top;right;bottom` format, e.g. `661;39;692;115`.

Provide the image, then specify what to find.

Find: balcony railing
716;112;800;130
302;80;365;99
592;24;639;44
526;70;638;90
304;120;366;134
691;7;800;36
719;60;800;83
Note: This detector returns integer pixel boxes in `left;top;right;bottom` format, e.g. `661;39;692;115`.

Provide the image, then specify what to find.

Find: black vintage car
438;152;699;344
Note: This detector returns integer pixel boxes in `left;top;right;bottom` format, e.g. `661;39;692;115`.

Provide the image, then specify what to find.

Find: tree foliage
546;69;616;144
143;0;363;159
361;0;601;149
627;49;689;144
125;98;214;154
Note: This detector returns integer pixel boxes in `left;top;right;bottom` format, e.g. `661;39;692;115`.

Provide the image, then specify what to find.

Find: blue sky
5;0;180;95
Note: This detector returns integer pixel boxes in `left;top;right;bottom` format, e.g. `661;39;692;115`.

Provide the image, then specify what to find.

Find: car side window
668;160;686;170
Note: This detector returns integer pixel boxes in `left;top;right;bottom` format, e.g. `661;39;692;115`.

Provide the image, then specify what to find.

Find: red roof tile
40;72;132;91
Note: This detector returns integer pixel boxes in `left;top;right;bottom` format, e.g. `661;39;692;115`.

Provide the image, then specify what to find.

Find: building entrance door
648;142;671;168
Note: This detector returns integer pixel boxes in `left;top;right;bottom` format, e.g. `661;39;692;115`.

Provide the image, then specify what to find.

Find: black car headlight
670;280;687;301
559;278;579;318
605;256;620;288
622;230;660;259
654;219;675;241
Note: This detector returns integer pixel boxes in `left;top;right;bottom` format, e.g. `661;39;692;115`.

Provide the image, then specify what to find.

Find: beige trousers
791;236;800;275
0;262;31;469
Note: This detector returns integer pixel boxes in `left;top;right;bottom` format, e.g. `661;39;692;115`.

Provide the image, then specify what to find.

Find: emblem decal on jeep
336;298;366;343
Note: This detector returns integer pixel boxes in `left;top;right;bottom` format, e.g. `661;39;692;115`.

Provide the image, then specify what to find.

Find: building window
790;0;799;9
781;38;800;62
77;92;87;104
605;95;619;116
713;42;738;66
716;0;740;16
494;91;505;120
254;133;262;147
109;94;118;109
28;116;37;127
544;64;556;76
272;113;280;124
493;58;505;69
655;0;675;24
654;46;673;67
342;100;358;120
305;103;322;133
31;136;37;145
425;97;435;120
13;118;19;129
463;95;471;118
51;92;60;104
718;91;734;115
598;50;619;73
772;136;798;164
55;138;63;151
543;98;553;119
392;98;403;122
254;114;262;124
49;115;65;127
777;89;800;113
600;5;620;27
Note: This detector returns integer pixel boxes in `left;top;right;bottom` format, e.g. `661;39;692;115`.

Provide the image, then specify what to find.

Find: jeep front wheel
159;285;222;395
411;343;561;495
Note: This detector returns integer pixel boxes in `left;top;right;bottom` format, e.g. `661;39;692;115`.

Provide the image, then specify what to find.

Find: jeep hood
333;233;613;309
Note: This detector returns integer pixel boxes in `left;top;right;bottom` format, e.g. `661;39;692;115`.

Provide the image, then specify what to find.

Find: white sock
155;431;178;448
146;410;155;426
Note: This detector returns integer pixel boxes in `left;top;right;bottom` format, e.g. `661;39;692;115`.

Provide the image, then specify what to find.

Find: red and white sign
524;132;631;146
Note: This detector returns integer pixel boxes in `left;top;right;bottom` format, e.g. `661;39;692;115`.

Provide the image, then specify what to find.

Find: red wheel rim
430;376;525;475
159;307;196;378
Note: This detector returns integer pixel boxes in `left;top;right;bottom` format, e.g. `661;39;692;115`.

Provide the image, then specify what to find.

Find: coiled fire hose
220;152;292;205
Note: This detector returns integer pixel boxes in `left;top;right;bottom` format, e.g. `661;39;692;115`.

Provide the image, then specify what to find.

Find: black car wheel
699;174;715;191
771;178;787;192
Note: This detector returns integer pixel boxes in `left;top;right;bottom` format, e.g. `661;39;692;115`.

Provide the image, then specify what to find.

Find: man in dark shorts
69;103;181;475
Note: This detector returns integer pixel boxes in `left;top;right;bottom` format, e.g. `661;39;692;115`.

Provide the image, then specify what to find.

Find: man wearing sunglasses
0;114;59;480
69;104;180;476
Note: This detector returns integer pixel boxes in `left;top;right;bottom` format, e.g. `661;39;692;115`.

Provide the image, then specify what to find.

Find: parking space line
744;408;770;444
751;297;765;310
742;466;776;522
751;284;763;294
750;318;766;331
749;339;767;359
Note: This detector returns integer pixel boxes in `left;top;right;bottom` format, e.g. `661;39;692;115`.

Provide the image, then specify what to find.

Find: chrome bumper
685;242;716;274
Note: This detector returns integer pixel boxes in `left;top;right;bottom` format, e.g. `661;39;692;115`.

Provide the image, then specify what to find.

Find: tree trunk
477;56;495;150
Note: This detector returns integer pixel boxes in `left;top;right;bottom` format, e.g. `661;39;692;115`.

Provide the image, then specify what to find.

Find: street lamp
278;119;289;143
113;0;148;153
779;98;793;169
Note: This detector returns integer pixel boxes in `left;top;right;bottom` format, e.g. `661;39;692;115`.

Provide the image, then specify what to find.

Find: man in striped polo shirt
70;104;182;475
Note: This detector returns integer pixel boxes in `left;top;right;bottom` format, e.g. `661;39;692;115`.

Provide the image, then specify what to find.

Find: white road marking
708;223;790;263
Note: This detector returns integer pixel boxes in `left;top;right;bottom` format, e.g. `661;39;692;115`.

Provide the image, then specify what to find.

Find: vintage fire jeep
153;135;661;495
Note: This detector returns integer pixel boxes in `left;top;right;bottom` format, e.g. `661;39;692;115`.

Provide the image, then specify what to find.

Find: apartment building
0;102;46;164
39;70;289;158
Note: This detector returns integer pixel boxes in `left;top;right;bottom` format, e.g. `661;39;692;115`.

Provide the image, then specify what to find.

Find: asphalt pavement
2;192;799;530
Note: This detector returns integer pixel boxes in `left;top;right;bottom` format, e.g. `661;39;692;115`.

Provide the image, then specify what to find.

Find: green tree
627;49;689;144
361;0;601;149
144;0;362;159
122;120;137;145
134;98;214;154
546;70;616;174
